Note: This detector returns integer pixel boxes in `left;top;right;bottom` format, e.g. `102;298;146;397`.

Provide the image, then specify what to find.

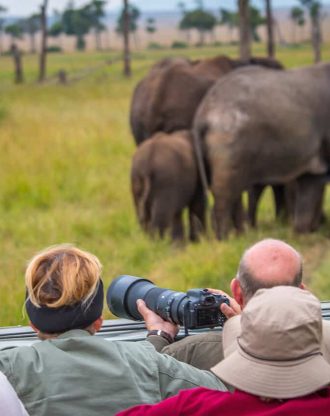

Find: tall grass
0;43;330;326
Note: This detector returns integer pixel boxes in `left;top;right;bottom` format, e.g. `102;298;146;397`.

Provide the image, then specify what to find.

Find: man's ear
92;316;103;333
231;278;244;307
29;322;40;334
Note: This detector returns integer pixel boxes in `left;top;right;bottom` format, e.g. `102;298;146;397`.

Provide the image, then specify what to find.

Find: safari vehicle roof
1;301;330;349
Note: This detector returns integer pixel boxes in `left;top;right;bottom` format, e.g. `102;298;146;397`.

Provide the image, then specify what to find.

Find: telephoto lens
107;275;188;324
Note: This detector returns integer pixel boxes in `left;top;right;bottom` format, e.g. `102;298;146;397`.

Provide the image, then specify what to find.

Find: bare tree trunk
123;0;131;77
106;27;111;50
238;0;251;61
11;44;24;84
30;33;36;54
199;30;205;45
95;29;102;51
59;34;63;50
185;29;191;45
133;32;139;50
38;0;48;82
274;18;286;46
265;0;275;58
0;31;3;54
292;23;296;45
311;14;322;63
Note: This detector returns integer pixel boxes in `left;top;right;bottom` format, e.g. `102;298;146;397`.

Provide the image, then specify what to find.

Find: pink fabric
117;387;330;416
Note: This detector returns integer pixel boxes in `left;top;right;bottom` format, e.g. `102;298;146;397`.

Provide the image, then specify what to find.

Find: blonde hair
25;244;102;308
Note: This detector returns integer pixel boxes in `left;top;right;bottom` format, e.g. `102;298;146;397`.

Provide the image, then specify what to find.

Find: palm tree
0;4;7;54
238;0;251;61
39;0;49;82
300;0;322;63
265;0;275;58
123;0;131;77
290;6;305;44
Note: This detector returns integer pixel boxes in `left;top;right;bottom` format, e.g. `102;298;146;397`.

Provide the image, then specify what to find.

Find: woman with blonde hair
0;244;225;416
25;244;104;338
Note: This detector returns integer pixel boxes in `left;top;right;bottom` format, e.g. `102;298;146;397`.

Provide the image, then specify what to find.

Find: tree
179;8;217;45
49;21;63;48
145;17;156;42
0;4;7;54
48;9;64;48
121;0;131;77
5;23;23;44
116;2;140;50
10;44;24;83
62;3;92;50
220;9;238;43
177;1;191;43
116;3;140;35
249;5;265;42
39;0;49;82
238;0;251;61
290;6;305;44
300;0;322;63
265;0;275;58
20;14;40;54
86;0;107;50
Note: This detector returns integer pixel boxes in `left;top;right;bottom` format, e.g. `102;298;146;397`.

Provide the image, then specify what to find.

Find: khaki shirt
0;330;226;416
156;320;330;371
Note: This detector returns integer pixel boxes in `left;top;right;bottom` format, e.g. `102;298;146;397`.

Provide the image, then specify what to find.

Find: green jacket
0;329;226;416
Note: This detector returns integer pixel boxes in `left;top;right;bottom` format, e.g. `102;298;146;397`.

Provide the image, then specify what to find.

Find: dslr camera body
107;275;229;332
184;288;229;329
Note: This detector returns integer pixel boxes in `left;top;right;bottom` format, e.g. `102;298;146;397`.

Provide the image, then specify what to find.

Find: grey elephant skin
130;55;283;145
193;62;330;239
131;131;205;241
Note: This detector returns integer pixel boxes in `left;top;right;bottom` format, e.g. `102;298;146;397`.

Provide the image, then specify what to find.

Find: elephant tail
192;126;209;205
132;173;151;230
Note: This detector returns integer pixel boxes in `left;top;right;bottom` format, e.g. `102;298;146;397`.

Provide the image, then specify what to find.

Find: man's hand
207;288;242;319
137;299;179;339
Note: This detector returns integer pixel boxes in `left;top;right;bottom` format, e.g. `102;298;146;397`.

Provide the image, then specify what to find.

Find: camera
107;275;229;331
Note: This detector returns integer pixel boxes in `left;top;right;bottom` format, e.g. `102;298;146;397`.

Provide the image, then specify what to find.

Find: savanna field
1;43;330;326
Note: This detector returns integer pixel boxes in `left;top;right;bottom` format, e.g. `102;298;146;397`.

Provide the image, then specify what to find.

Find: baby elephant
131;131;205;241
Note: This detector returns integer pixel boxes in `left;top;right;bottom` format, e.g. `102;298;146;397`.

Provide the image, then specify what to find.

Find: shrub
147;42;164;50
46;46;62;53
171;41;188;49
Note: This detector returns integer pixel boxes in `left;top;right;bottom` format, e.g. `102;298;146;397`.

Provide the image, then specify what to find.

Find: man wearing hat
144;238;330;369
118;286;330;415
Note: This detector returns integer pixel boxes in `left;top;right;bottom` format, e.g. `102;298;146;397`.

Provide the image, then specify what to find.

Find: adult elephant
193;63;330;239
130;55;283;145
131;130;205;242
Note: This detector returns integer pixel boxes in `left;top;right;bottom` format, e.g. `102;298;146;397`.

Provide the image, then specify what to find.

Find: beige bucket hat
212;286;330;399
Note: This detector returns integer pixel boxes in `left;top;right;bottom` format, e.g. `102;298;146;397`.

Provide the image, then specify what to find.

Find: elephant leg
188;189;206;242
212;190;243;240
272;184;288;222
293;174;325;233
150;199;171;239
248;184;266;227
171;212;184;242
283;181;297;224
231;195;245;234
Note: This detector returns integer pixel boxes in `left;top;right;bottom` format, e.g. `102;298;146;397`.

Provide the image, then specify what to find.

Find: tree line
0;0;325;82
176;0;323;63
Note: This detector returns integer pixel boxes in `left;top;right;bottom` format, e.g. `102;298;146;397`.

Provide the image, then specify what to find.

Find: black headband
25;280;104;333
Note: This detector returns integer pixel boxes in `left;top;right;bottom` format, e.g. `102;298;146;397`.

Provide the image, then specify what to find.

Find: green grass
1;42;330;326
